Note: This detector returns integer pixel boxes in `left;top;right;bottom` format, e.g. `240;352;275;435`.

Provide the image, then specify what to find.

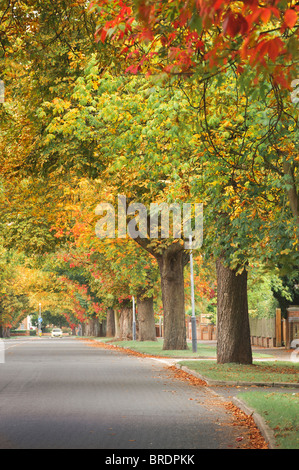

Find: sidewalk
252;344;299;361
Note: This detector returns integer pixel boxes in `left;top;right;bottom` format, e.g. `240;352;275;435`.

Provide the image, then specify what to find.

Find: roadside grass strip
97;338;272;359
179;360;299;385
237;391;299;449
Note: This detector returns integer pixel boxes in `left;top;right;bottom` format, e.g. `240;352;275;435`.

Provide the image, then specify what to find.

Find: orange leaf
284;9;297;28
260;8;271;23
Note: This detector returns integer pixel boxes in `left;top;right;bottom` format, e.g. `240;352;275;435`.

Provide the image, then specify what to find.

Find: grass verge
238;391;299;449
111;339;216;357
95;338;272;359
179;360;299;384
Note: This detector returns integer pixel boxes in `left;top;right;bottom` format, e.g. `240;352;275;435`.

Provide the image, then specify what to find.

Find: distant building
17;316;35;331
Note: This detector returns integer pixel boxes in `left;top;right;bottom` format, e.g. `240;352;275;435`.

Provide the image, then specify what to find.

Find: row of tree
0;0;298;364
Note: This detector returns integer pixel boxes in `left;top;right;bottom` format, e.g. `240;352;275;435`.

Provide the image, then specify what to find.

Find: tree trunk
99;320;106;337
157;246;187;350
137;295;157;341
82;321;87;336
216;257;252;364
114;310;120;339
106;308;115;337
1;327;11;338
93;317;100;337
134;236;188;350
82;318;100;337
118;306;133;340
283;160;299;222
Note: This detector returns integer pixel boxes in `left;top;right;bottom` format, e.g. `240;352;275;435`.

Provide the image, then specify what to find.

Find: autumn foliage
91;0;298;87
0;1;297;359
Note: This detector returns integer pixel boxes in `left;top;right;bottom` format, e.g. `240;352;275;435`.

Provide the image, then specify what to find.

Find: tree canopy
0;0;297;362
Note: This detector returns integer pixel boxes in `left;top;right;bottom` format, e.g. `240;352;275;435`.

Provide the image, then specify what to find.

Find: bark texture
137;295;156;341
157;245;187;350
0;326;10;338
114;310;120;339
82;317;100;337
118;306;133;340
134;235;188;350
216;258;252;364
106;307;115;337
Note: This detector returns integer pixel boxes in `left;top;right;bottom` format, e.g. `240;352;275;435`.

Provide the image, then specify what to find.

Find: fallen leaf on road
224;402;268;449
165;366;207;386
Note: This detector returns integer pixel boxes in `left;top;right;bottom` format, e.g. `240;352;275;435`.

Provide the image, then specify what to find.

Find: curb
176;365;280;449
231;396;277;450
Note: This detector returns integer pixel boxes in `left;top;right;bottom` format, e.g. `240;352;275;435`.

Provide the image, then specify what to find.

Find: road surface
0;337;255;450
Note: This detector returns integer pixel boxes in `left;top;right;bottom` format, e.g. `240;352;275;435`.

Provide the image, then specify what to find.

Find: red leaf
100;28;108;43
212;0;224;11
260;8;271;23
223;13;248;37
267;38;284;61
267;39;279;61
125;65;139;74
284;9;297;28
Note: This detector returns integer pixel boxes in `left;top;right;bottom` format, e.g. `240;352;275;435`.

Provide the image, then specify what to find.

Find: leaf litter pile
81;338;268;449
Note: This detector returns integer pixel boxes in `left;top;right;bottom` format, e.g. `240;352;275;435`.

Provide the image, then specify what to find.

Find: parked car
51;328;63;338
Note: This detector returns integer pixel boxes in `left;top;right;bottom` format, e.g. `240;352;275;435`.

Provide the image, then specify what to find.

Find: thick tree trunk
92;318;100;337
134;236;187;350
2;327;11;338
137;295;156;341
114;310;120;339
82;318;100;337
216;258;252;364
0;325;9;338
157;246;187;350
81;321;88;336
99;320;106;337
119;306;133;340
106;308;115;337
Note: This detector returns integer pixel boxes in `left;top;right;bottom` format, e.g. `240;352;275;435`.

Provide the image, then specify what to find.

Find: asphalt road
0;337;255;450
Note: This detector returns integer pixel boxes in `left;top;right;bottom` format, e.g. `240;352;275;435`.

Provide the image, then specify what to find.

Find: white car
51;328;63;338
